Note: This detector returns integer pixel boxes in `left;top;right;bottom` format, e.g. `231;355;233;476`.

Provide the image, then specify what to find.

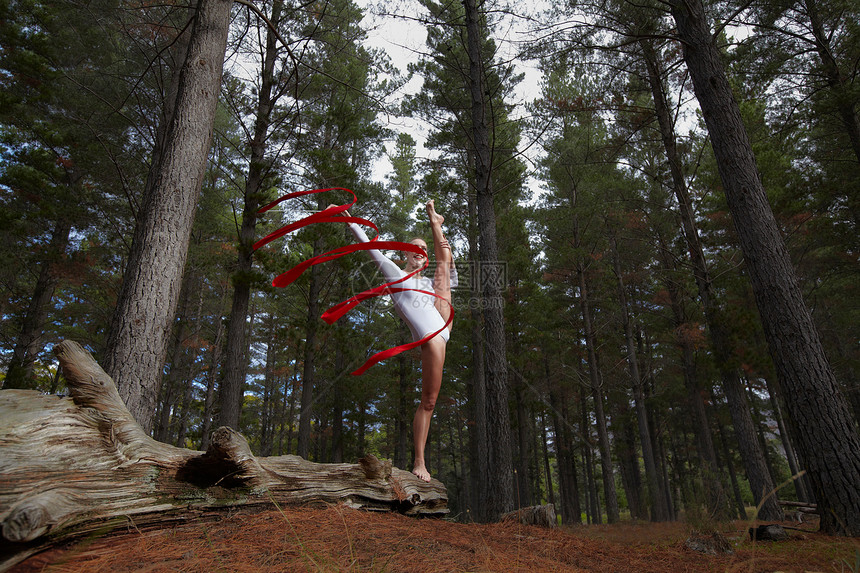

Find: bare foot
426;200;444;226
412;464;431;482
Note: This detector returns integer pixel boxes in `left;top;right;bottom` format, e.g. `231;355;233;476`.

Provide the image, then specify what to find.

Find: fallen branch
777;500;818;514
0;340;447;570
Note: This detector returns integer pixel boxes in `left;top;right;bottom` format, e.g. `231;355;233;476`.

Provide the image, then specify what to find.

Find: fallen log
0;340;447;570
777;500;818;514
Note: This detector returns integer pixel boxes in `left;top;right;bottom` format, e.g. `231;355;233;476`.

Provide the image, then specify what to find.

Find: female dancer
332;200;454;482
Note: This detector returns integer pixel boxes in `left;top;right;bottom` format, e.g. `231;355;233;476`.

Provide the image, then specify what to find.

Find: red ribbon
256;187;453;375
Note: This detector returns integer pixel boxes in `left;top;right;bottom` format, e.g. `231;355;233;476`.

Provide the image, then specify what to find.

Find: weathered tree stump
0;341;447;570
500;504;557;528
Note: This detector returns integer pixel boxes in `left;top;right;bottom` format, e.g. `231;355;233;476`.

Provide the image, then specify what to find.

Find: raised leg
426;200;453;332
412;335;446;482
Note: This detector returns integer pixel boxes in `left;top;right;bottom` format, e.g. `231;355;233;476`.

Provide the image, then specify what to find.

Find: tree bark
615;411;645;520
296;234;323;460
654;233;728;518
764;376;809;503
0;341;448;570
576;267;620;523
200;286;228;451
330;343;345;463
514;387;534;508
103;0;233;434
579;384;601;524
670;0;860;535
643;37;776;520
465;189;488;522
715;413;749;519
549;383;581;525
219;0;283;431
609;231;667;521
463;0;514;521
394;324;411;471
539;410;556;509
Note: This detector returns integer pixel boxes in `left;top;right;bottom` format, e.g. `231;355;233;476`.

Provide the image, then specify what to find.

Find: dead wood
500;504;557;528
0;340;447;570
778;500;819;513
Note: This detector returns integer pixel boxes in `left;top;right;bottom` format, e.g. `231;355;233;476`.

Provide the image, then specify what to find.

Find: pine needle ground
11;505;857;573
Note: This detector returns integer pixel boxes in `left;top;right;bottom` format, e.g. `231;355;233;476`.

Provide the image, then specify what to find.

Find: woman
333;200;454;482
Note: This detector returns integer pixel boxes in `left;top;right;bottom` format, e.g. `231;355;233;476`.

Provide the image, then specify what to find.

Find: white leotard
348;223;454;343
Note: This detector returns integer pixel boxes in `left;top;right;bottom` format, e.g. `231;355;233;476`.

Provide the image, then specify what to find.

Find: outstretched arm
328;205;405;283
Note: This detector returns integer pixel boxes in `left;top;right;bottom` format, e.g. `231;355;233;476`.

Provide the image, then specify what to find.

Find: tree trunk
745;381;779;486
670;0;860;535
721;371;782;520
394;324;411;471
615;411;645;520
4;218;72;389
466;189;488;522
155;277;195;443
644;37;773;520
539;410;556;509
219;0;283;431
259;331;278;457
514;387;534;508
103;0;233;434
579;384;601;524
284;365;300;455
200;286;228;451
357;401;367;457
549;383;581;525
576;268;620;523
653;232;729;518
297;236;323;459
765;377;809;503
609;232;667;521
174;284;205;448
331;344;345;463
649;404;675;519
463;0;513;521
1;343;447;567
715;413;749;519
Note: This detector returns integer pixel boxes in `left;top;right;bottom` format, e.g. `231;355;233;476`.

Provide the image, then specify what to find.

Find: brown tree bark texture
0;341;447;571
463;0;514;521
670;0;860;535
103;0;233;434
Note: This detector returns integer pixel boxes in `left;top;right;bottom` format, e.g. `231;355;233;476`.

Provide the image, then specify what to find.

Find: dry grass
11;505;858;573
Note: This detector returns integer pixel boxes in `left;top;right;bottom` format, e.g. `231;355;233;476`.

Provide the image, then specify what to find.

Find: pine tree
668;0;860;535
102;0;234;433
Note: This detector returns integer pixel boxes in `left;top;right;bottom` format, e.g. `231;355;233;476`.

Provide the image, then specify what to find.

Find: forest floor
10;505;858;573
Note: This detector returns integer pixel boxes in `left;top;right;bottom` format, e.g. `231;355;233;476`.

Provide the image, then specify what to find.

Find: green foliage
3;0;857;532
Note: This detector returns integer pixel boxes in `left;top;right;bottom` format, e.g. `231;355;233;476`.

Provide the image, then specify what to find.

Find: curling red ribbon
256;188;453;375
